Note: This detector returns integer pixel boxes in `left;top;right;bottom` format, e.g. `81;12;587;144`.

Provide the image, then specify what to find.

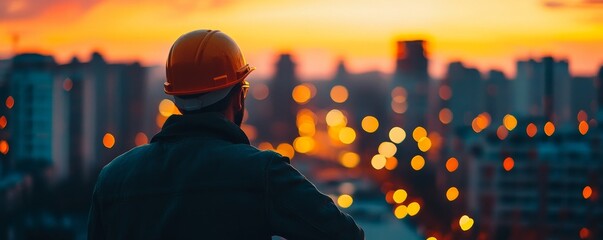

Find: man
88;30;364;240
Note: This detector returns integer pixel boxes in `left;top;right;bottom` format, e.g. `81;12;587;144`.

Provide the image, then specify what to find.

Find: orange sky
1;0;602;79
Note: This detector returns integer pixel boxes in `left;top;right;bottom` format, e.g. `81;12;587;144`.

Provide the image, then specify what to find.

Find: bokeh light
292;84;312;104
134;132;148;146
496;125;509;140
158;99;180;117
446;157;459;172
438;108;453;124
459;215;474;231
544;121;555;136
63;78;73;91
412;126;427;142
411;155;425;171
276;143;295;159
417;137;432;152
583;186;592;199
326;109;346;127
378;142;397;158
393;189;408;204
407;202;420;216
337;194;353;208
5;96;14;109
293;136;315;153
503;114;517;131
251;83;270;100
361;116;379;133
579;121;589;135
0;140;9;155
339;152;360;168
577;110;588;122
503;157;514;171
389;127;407;144
257;142;273;151
439;85;452;100
394;205;408;219
446;187;459;201
526;123;537;137
330;85;349;103
103;133;115;149
338;127;356;144
385;157;398;170
0;116;7;129
580;227;590;239
371;154;387;170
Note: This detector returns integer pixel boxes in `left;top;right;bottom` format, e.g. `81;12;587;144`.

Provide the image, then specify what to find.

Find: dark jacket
88;112;364;240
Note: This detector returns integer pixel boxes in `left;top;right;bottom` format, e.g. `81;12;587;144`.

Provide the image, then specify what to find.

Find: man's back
88;113;364;240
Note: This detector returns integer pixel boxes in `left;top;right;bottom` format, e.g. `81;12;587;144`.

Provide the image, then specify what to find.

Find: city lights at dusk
0;0;602;240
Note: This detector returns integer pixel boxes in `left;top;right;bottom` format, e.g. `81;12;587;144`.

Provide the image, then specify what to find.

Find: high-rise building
267;54;299;143
392;40;429;129
7;54;63;175
570;76;596;120
485;70;511;125
597;66;603;117
444;61;484;128
514;57;571;123
467;130;603;239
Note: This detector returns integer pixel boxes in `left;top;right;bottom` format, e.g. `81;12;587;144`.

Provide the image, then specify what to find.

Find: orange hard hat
164;30;254;96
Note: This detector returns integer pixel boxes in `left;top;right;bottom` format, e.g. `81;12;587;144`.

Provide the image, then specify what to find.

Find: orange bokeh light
446;157;459;172
5;96;14;109
134;132;148;146
503;114;517;131
0;140;9;155
580;227;590;239
330;85;349;103
503;157;514;171
577;110;588;122
438;85;452;100
578;121;589;135
583;186;592;199
544;121;555;136
496;125;508;140
385;157;398;170
411;155;425;171
446;187;459;201
63;78;73;91
438;108;453;125
292;84;312;104
526;123;537;137
0;116;6;129
103;133;115;149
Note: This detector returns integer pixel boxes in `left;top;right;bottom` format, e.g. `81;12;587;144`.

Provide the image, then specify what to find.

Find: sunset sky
1;0;602;80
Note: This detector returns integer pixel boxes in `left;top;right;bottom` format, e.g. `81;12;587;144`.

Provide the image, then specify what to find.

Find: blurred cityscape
0;38;602;240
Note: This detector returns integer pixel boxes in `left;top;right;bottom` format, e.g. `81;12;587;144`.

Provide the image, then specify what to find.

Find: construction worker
88;30;364;240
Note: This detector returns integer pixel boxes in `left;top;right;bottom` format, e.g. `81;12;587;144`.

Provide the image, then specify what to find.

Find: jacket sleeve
265;155;364;240
87;178;105;240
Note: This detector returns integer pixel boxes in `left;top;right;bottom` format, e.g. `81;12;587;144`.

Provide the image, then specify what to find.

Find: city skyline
1;0;603;80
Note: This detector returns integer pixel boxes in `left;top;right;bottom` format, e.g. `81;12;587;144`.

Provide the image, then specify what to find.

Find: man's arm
266;155;364;240
87;177;105;240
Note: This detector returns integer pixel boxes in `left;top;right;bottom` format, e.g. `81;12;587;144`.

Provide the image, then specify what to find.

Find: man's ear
232;88;244;110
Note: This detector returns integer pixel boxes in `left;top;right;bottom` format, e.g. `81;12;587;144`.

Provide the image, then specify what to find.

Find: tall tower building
444;61;484;128
514;57;570;123
268;54;299;143
392;40;429;129
597;66;603;117
7;54;57;170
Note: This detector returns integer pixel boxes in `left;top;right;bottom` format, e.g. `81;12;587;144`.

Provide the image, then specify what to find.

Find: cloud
543;1;568;8
0;0;237;21
543;0;603;8
0;0;103;20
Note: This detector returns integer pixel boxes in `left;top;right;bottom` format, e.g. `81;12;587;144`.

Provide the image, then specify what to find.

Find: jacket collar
151;112;250;145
